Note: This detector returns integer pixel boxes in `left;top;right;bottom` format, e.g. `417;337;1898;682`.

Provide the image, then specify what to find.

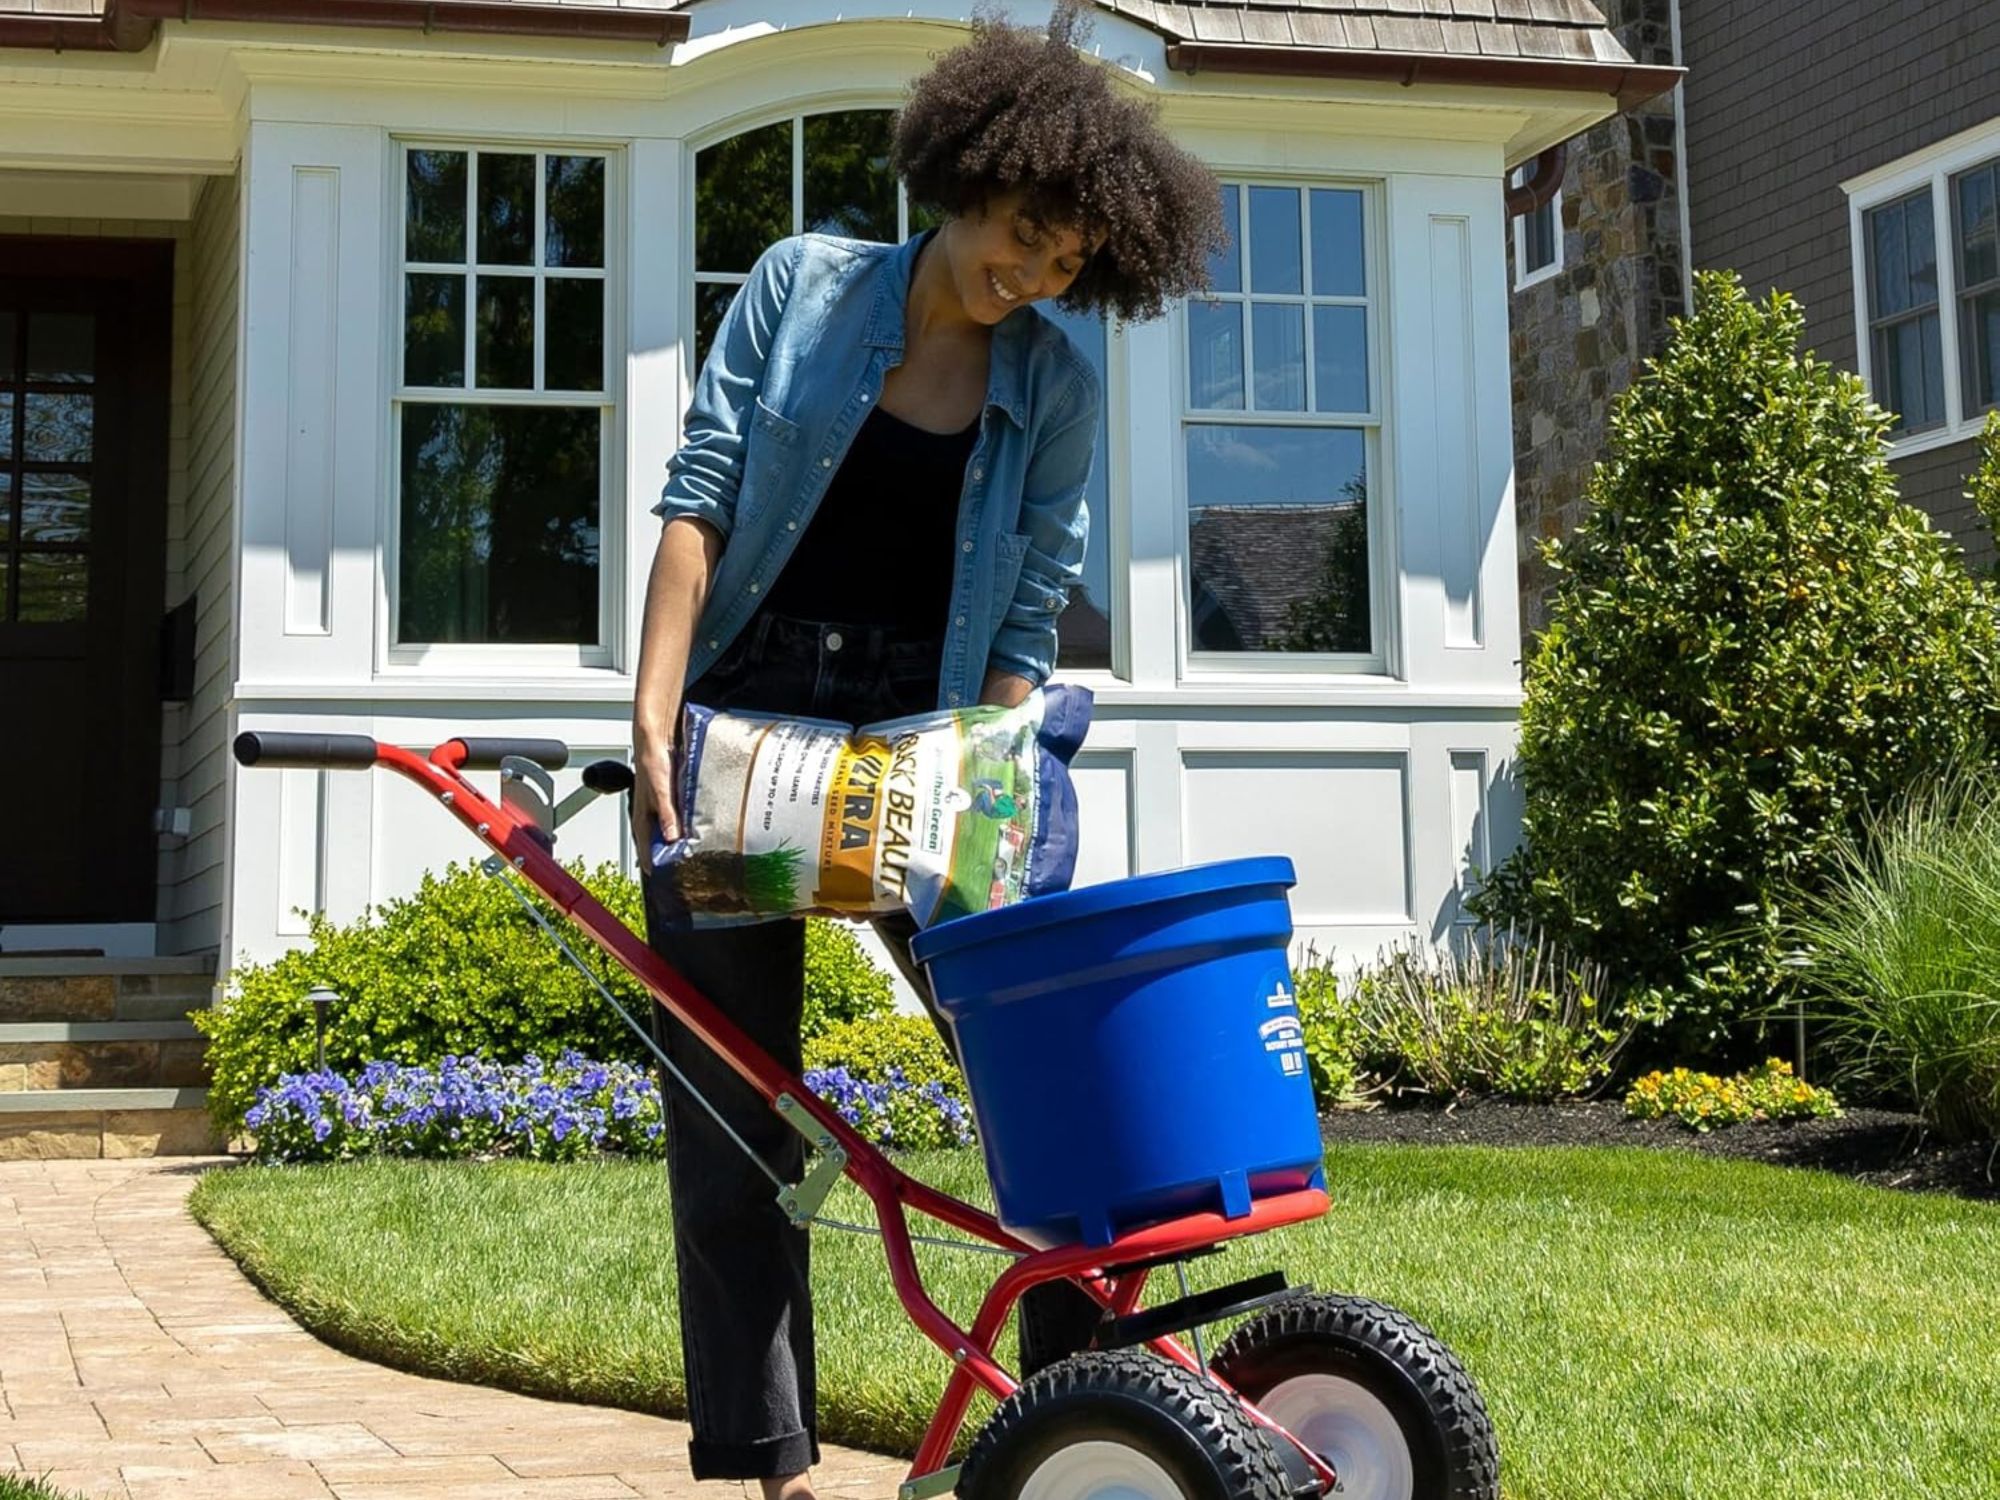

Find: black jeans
639;613;1100;1482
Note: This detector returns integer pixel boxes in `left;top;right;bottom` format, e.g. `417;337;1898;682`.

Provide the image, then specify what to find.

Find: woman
630;6;1222;1494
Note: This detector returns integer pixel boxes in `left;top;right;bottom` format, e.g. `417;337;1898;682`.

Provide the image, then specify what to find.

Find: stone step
0;1087;220;1160
0;1020;209;1090
0;956;218;1024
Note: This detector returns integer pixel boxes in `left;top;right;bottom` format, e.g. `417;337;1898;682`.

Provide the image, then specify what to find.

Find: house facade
0;0;1673;1149
1509;0;2000;633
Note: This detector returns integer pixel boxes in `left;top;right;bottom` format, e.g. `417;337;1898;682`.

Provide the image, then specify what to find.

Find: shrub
243;1052;665;1164
802;922;897;1039
1624;1058;1841;1133
202;861;895;1135
1967;409;2000;571
1292;957;1363;1105
1785;765;2000;1142
803;1013;974;1151
1344;929;1628;1103
1478;273;2000;1049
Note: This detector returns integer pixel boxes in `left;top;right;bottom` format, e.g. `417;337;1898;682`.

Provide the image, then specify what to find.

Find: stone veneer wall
1507;0;1686;638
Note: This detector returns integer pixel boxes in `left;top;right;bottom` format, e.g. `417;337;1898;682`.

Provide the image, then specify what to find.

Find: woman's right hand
631;724;681;862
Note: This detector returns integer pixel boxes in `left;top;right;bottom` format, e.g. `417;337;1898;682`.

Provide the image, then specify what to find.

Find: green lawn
188;1145;2000;1500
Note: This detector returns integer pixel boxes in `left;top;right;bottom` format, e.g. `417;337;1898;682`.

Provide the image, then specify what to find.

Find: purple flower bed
245;1052;975;1163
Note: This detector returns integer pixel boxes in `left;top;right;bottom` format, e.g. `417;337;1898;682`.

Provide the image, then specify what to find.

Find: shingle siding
1680;0;2000;550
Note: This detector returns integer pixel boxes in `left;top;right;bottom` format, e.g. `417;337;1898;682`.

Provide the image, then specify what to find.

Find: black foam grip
233;731;379;770
449;737;571;771
582;759;636;794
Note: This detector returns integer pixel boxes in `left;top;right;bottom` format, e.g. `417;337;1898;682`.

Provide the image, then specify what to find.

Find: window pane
1907;191;1938;305
404;273;466;387
27;314;93;384
0;472;12;534
0;400;11;457
1249;186;1303;295
25;394;90;464
545;278;605;392
476;276;535;390
1207;184;1241;295
1965;289;2000;411
407;150;468;263
1877;313;1945;432
399;403;602;645
1525;200;1557;273
17;551;87;623
697;121;793;274
1251;302;1306;411
1041;303;1112;671
1313;306;1368;412
477;152;536;266
0;309;14;381
1188;300;1244;410
1309;188;1364;296
1870;198;1912;316
803;111;897;243
694;282;739;375
545;155;605;269
22;473;88;544
1960;164;1999;288
1186;425;1369;654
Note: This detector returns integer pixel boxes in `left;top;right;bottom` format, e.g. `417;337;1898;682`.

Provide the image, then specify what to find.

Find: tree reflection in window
694;111;912;370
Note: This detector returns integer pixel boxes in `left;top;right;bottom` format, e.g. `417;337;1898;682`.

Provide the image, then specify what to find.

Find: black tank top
760;403;979;630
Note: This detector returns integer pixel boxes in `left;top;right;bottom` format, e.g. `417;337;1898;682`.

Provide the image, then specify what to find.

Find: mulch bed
1319;1096;2000;1204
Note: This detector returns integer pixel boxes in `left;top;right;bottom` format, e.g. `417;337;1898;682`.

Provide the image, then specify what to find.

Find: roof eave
1164;42;1684;112
0;0;691;54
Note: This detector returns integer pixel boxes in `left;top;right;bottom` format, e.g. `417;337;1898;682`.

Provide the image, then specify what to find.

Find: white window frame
1511;169;1562;291
1175;175;1389;681
1844;116;2000;459
381;139;624;675
683;108;1128;683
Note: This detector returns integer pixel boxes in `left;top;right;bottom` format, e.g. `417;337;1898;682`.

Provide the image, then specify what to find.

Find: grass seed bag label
648;685;1091;928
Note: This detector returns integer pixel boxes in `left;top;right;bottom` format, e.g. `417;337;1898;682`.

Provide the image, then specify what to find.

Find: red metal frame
353;736;1338;1493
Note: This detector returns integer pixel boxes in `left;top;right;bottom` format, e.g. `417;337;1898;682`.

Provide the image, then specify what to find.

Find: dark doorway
0;240;173;926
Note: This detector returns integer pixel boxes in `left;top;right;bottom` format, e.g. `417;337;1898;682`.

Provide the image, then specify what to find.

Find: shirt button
821;457;832;468
860;392;871;403
826;631;844;652
972;467;984;481
707;639;718;650
961;540;974;553
955;615;966;627
787;520;797;531
948;693;962;706
748;582;760;594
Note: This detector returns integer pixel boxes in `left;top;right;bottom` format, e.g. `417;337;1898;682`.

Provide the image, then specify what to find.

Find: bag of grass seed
646;686;1091;929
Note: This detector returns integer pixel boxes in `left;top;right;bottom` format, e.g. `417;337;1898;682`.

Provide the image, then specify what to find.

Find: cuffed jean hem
689;1429;821;1482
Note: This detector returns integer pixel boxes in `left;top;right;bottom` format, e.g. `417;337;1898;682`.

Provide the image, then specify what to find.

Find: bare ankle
758;1473;815;1500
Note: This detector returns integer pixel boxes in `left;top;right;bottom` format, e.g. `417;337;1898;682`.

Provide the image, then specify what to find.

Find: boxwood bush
200;861;893;1135
1479;272;2000;1051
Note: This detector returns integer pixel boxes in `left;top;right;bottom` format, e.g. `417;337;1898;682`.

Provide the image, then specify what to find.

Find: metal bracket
897;1464;961;1500
773;1093;848;1228
551;783;601;829
500;755;558;843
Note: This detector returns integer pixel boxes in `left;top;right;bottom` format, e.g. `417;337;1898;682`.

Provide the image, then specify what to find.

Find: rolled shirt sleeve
987;364;1099;685
655;236;802;539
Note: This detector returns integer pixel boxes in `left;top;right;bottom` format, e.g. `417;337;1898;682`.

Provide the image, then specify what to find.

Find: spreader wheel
957;1349;1293;1500
1209;1293;1499;1500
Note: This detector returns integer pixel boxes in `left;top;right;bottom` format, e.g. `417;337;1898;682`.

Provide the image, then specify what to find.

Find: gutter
1164;43;1684;113
0;0;689;53
1502;143;1564;220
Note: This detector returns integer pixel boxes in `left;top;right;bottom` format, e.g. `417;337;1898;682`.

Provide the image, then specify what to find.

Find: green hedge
199;862;893;1134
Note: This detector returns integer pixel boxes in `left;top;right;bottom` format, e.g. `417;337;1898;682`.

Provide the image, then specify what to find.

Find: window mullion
1301;191;1317;412
534;150;547;394
1933;172;1963;428
462;152;477;395
792;115;805;236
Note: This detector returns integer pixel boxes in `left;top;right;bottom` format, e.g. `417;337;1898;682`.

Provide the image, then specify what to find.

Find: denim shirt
654;230;1099;710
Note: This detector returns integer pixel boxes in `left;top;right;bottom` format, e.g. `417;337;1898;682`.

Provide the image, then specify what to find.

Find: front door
0;241;172;927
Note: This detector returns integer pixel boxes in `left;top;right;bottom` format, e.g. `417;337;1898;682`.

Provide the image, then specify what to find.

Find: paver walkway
0;1159;905;1500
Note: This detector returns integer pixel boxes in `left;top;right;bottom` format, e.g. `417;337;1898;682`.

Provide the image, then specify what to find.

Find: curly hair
891;0;1224;323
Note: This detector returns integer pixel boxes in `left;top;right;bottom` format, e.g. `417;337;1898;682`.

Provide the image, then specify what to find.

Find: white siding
160;172;240;957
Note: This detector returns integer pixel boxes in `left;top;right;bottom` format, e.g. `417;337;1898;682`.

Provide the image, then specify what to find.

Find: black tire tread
958;1348;1293;1499
1211;1292;1499;1500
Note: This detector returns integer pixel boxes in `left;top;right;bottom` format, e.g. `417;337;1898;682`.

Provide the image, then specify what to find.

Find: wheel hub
1261;1373;1413;1500
1019;1439;1189;1500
